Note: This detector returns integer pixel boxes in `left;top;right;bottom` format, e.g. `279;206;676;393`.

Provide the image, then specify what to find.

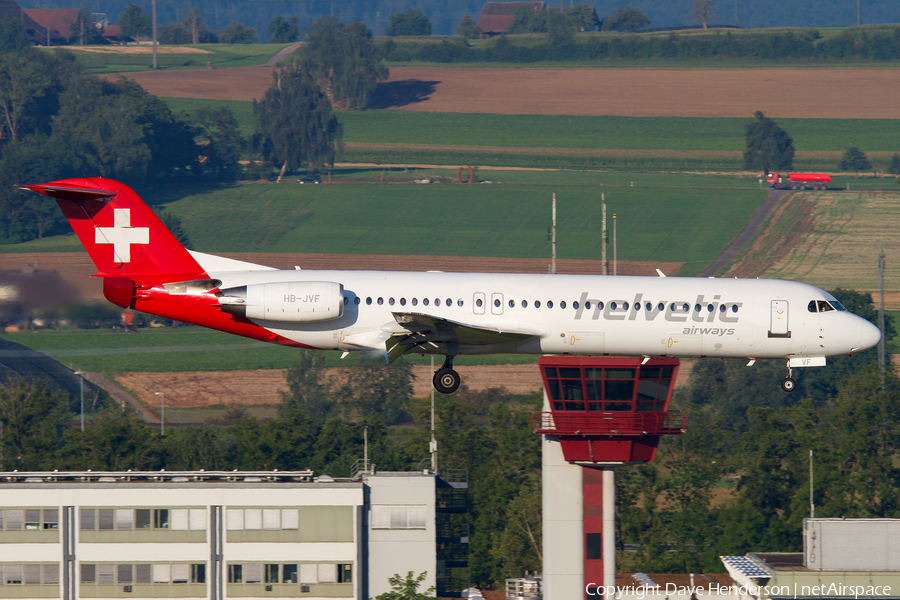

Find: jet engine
217;281;344;322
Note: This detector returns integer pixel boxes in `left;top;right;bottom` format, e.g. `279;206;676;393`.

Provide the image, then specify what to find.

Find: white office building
0;469;468;600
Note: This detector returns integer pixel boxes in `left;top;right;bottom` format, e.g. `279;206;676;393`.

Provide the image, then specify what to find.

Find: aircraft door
491;292;504;315
473;292;486;315
770;300;790;337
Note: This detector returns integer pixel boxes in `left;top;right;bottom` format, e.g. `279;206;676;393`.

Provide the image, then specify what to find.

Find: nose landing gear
433;356;460;394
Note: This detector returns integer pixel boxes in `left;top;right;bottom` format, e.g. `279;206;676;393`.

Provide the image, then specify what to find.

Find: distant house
0;0;85;45
477;1;545;36
100;24;123;44
23;8;81;45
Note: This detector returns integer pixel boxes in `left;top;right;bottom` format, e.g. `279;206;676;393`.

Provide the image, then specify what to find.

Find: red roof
478;1;544;34
23;8;81;41
102;24;123;38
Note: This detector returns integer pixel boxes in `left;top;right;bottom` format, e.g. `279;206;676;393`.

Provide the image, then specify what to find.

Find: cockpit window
818;300;834;312
831;300;847;311
808;300;817;313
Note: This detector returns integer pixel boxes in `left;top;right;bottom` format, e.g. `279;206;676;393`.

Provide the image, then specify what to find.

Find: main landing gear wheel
781;377;797;392
433;368;460;394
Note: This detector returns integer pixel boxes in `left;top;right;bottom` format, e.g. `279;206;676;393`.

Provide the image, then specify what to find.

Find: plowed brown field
116;361;694;408
107;65;900;118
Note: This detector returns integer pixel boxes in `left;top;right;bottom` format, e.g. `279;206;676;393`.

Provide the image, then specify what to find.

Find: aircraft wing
384;312;538;363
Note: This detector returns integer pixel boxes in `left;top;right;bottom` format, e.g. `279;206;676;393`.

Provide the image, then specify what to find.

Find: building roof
23;8;81;42
477;1;544;34
0;0;22;21
102;24;122;39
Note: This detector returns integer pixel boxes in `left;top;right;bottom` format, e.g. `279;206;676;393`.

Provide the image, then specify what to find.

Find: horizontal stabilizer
16;184;117;202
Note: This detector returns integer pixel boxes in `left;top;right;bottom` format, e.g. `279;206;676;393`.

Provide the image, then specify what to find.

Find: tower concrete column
541;389;584;600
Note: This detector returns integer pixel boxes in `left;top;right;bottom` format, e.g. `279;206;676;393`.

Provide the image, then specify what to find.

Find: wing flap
391;311;537;345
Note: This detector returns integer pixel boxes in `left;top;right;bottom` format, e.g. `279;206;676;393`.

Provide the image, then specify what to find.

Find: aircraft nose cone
858;319;882;352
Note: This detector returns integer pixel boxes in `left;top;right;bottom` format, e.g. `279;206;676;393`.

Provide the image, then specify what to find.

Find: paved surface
266;42;302;66
699;189;788;277
84;372;160;424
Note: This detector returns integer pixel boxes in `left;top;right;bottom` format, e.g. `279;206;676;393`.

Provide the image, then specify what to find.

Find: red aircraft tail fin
18;178;206;281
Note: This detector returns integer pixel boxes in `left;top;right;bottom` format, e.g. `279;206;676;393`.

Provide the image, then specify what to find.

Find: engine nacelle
218;281;344;323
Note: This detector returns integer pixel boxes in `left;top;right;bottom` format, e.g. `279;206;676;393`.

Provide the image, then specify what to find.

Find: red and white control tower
534;356;686;599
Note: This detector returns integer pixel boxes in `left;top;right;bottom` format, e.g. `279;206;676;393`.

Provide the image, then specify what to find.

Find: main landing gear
433;356;460;394
781;365;796;392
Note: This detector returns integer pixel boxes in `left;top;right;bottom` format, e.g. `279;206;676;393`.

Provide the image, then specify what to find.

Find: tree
0;379;68;470
566;4;601;31
279;350;336;426
253;62;343;172
385;9;433;37
508;5;546;33
219;21;257;44
601;6;650;32
0;18;29;53
889;153;900;176
0;52;53;142
456;15;482;39
300;17;388;110
743;111;794;177
70;9;104;45
689;0;721;29
375;571;435;600
118;4;151;40
268;15;299;43
547;10;574;45
188;106;243;179
839;146;872;176
185;6;203;44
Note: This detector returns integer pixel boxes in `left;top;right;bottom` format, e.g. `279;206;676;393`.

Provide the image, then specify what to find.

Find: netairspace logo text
584;584;894;598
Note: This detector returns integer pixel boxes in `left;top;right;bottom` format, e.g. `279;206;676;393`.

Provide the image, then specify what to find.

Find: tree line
379;26;900;63
23;0;900;37
0;15;386;245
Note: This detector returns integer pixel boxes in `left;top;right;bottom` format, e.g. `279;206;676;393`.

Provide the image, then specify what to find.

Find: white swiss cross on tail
95;208;150;263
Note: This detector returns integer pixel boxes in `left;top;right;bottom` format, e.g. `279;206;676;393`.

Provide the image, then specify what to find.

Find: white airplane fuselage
202;262;879;361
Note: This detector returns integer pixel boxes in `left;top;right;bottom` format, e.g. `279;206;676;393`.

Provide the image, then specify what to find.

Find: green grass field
162;97;256;136
58;43;294;73
155;100;900;155
145;173;764;276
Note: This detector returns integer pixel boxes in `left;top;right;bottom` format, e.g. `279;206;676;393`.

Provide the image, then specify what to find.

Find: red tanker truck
766;172;831;190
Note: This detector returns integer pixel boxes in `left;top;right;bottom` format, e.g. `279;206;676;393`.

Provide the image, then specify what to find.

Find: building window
228;564;242;584
24;510;41;530
4;510;23;530
0;509;56;531
79;564;204;586
371;505;427;530
118;565;132;584
265;563;279;583
81;564;96;584
228;563;347;586
338;564;352;584
283;564;298;584
192;564;205;584
227;508;299;531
